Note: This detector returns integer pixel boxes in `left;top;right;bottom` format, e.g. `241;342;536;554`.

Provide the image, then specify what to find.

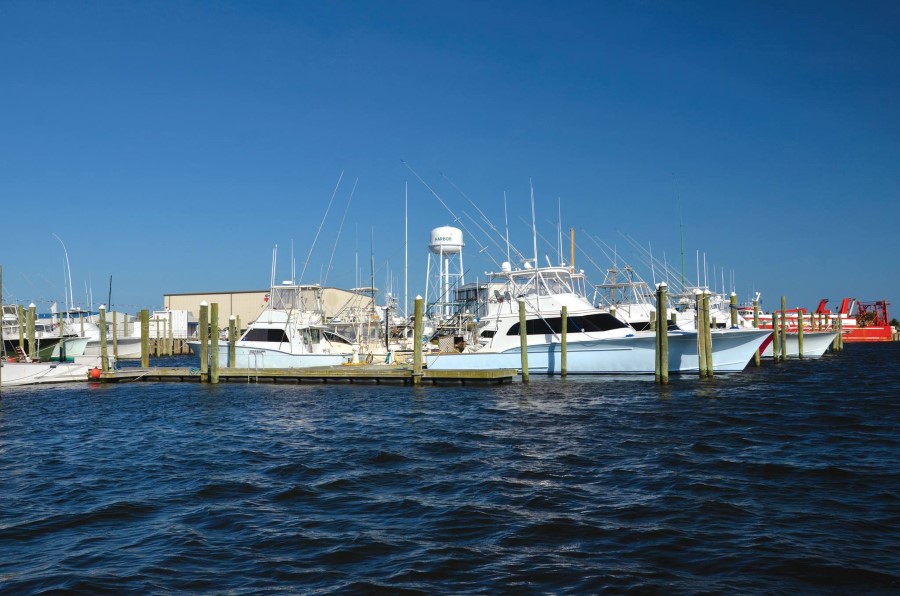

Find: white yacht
426;262;771;375
192;282;351;369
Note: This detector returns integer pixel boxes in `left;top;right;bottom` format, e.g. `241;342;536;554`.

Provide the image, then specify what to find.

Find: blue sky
2;1;898;316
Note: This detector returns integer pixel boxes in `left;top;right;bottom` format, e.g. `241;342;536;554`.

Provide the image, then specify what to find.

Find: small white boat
1;355;108;387
761;331;838;358
189;282;351;369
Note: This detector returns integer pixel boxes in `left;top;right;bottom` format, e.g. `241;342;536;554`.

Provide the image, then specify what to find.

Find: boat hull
82;337;144;359
762;331;838;358
187;342;350;368
1;356;106;386
426;329;772;374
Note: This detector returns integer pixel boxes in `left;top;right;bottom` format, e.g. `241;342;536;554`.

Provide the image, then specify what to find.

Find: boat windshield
270;286;320;311
509;269;576;298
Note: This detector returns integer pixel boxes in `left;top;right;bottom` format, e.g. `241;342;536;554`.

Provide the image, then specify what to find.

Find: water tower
425;226;465;319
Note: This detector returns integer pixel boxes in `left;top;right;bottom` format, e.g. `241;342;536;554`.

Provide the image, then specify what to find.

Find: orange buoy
89;367;102;380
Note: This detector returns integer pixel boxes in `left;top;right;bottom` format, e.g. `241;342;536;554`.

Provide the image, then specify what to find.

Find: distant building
163;287;375;331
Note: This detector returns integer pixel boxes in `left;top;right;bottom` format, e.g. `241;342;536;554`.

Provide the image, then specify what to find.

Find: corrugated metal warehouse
163;287;375;330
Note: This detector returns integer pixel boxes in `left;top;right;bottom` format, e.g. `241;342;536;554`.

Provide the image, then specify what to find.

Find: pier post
99;305;109;372
752;299;761;367
780;296;787;361
772;310;781;362
649;309;656;332
703;291;714;377
412;295;423;385
0;266;3;391
199;301;209;382
112;312;118;360
168;310;174;356
18;305;25;355
210;303;219;384
797;306;805;359
560;305;568;377
656;283;669;384
140;309;150;367
228;315;236;368
27;303;36;361
80;311;84;338
518;299;529;382
154;318;161;357
730;292;738;328
696;290;707;378
58;305;67;362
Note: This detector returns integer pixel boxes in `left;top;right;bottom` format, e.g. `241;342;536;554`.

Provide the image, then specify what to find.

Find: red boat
814;298;893;342
737;298;894;342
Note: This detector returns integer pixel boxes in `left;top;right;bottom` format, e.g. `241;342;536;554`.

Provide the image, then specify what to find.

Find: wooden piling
518;299;529;382
210;303;219;384
154;318;161;357
99;305;109;372
730;293;738;328
112;312;118;360
199;301;209;382
649;309;657;332
703;291;714;377
560;305;568;377
140;309;150;367
696;291;707;378
656;283;669;384
27;303;36;361
780;296;787;362
772;310;781;362
58;304;67;362
18;305;25;354
412;296;423;385
797;306;805;359
752;299;761;367
168;310;174;356
228;315;237;368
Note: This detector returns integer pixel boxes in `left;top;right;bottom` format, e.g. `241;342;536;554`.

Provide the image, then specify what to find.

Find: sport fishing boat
189;282;352;368
425;262;771;374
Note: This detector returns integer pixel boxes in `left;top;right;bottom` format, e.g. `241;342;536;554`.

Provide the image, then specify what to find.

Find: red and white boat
737;298;893;343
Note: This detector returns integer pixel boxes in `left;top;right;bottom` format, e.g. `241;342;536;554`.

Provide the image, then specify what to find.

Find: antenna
324;177;358;286
51;233;75;311
503;191;511;265
301;170;343;283
291;240;295;284
270;244;278;288
404;180;409;319
530;179;538;270
678;196;685;288
557;197;562;264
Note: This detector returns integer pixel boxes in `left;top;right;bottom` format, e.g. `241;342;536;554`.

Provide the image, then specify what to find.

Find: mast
679;199;686;288
570;227;575;273
405;181;409;319
503;191;511;265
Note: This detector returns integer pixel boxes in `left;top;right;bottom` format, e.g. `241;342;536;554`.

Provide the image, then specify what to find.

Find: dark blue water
2;345;898;593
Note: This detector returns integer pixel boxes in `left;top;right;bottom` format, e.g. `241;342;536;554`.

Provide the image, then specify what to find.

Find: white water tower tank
429;226;464;254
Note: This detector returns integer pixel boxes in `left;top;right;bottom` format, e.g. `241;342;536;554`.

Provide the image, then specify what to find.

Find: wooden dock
100;364;516;385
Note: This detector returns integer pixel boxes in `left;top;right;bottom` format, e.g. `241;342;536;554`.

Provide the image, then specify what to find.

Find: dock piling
228;315;236;368
703;291;714;377
797;305;805;359
210;303;219;384
656;283;669;384
518;299;529;382
412;296;423;385
199;301;209;382
140;309;150;367
780;296;788;361
752;299;761;367
560;305;568;377
696;290;707;377
99;305;109;372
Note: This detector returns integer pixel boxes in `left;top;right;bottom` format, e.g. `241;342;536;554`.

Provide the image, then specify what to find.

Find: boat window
507;313;629;335
242;328;289;343
480;330;496;338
